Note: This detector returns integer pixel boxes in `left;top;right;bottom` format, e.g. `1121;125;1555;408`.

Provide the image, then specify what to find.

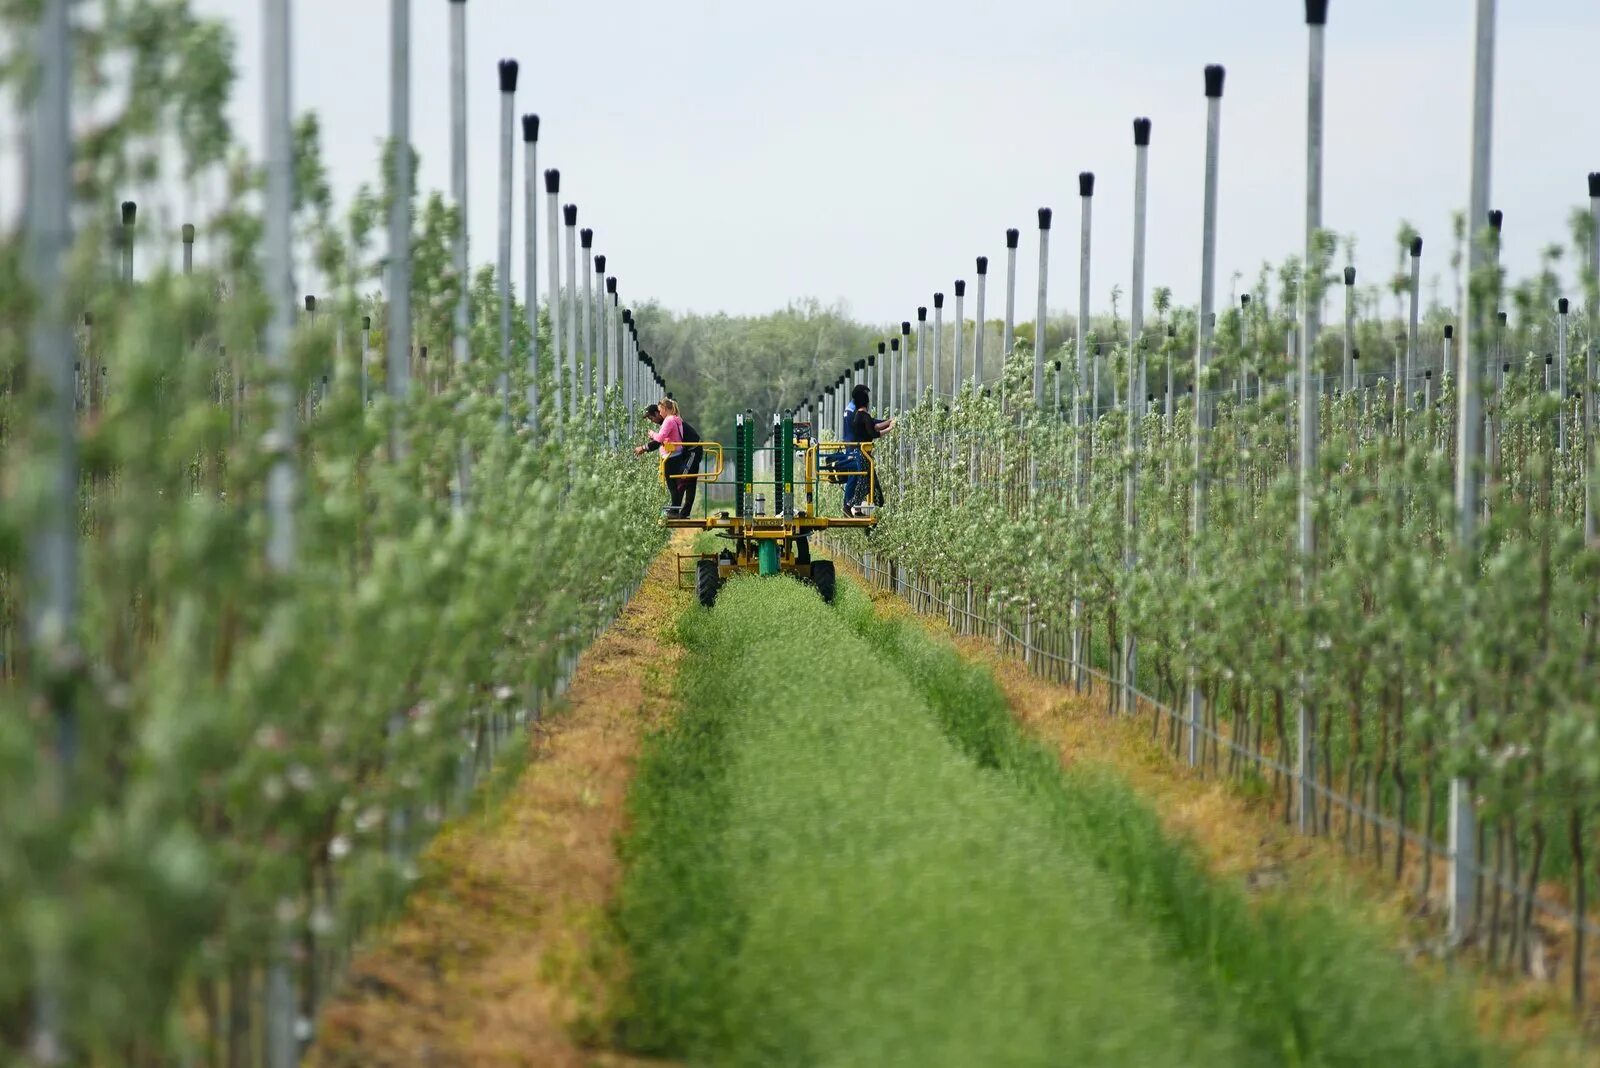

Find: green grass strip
621;576;1250;1065
834;581;1489;1068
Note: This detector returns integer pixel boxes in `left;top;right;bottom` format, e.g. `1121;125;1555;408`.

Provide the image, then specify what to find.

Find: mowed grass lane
617;575;1487;1067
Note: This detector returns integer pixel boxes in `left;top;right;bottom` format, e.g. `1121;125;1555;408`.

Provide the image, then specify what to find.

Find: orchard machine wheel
662;410;877;607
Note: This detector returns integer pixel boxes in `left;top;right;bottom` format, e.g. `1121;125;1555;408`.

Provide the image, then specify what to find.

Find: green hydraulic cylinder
758;538;780;576
743;408;755;515
781;412;794;515
734;414;745;518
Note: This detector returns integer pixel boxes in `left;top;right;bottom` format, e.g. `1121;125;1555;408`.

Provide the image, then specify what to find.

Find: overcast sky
14;1;1600;326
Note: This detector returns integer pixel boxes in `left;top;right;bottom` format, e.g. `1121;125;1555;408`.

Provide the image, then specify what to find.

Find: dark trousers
665;448;702;514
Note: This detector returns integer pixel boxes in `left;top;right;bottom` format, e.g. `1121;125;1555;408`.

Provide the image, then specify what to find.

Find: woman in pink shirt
636;398;702;516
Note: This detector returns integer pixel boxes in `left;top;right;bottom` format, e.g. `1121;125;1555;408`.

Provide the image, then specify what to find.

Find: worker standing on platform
635;399;704;517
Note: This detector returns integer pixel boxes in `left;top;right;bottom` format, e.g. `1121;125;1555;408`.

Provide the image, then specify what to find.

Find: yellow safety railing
655;441;724;485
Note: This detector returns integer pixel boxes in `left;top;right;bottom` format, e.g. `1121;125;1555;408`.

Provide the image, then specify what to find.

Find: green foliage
619;576;1485;1066
0;2;661;1057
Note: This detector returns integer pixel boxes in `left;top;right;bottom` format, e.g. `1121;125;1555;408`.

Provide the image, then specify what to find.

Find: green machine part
780;412;794;515
743;409;755;514
758;538;780;576
734;415;745;517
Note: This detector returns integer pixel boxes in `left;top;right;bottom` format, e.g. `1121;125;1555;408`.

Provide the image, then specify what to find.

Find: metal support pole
1073;174;1094;684
1297;2;1326;833
1586;173;1599;542
1124;118;1150;717
1407;236;1422;408
545;169;563;421
497;59;517;424
387;0;413;454
181;223;195;275
1077;174;1094;432
1558;298;1570;451
974;257;988;391
1450;0;1496;946
916;306;928;400
451;0;469;372
1343;267;1356;393
900;321;911;411
121;201;136;284
580;228;595;402
265;2;301;1060
1035;208;1053;407
933;292;945;400
953;282;966;391
1004;229;1018;402
1190;65;1225;768
360;315;372;407
523;115;540;431
595;254;609;397
25;4;76;967
563;204;579;417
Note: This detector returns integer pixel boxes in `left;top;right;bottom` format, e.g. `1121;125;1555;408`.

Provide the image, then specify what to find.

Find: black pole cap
1054;359;1062;370
1488;209;1503;231
606;276;617;293
1410;236;1423;256
1503;362;1511;372
877;342;886;354
121;201;137;225
1425;370;1432;379
1498;310;1508;325
1352;348;1360;359
1305;0;1328;25
917;306;928;321
1589;173;1600;198
304;295;316;311
976;256;988;275
1133;117;1152;146
1241;294;1251;306
544;168;560;193
362;315;372;330
1079;172;1095;197
522;114;540;142
182;223;195;243
1204;65;1226;98
595;253;606;271
622;309;632;323
855;359;866;370
868;355;876;367
563;203;577;226
580;227;593;248
1006;228;1019;249
901;321;911;335
498;59;519;93
1547;354;1554;364
891;338;900;351
1559;297;1570;314
1168;324;1177;337
1038;207;1053;230
419;346;428;359
1444;324;1454;338
1344;266;1356;285
954;279;966;296
934;292;945;308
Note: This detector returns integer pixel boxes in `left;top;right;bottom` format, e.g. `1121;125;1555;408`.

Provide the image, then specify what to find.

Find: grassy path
619;574;1491;1066
310;546;686;1068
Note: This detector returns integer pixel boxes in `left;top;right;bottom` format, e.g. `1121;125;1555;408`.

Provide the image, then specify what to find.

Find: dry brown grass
309;542;689;1068
843;563;1595;1065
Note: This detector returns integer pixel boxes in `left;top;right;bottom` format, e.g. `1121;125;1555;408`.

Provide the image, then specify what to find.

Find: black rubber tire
696;558;720;608
811;560;836;605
